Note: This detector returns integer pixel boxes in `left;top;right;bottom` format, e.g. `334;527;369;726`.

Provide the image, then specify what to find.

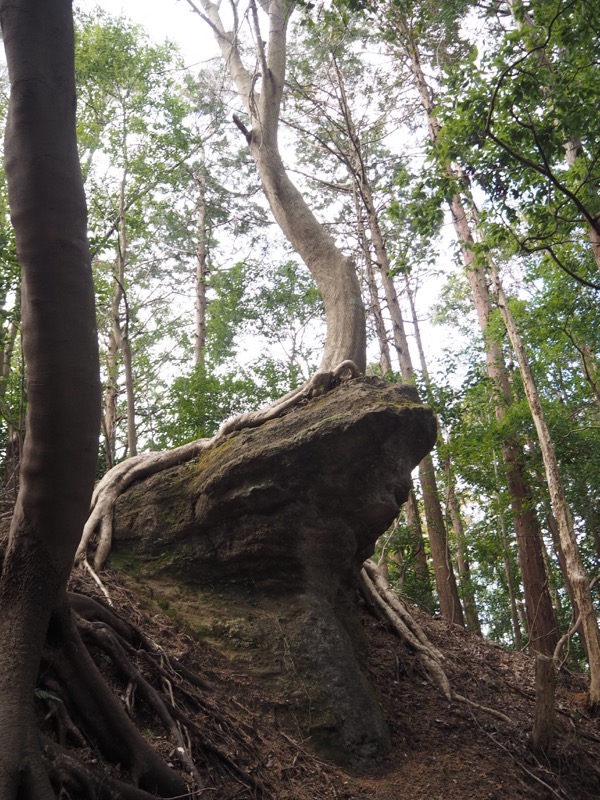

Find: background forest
0;0;598;663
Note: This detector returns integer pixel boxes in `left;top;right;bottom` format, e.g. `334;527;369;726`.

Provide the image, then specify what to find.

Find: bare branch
553;575;600;665
232;112;251;141
194;0;254;102
249;0;268;80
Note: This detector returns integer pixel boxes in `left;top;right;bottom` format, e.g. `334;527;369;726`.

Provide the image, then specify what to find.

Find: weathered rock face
112;377;436;770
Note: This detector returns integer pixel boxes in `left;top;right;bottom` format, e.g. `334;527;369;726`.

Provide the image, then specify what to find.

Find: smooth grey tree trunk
195;0;366;372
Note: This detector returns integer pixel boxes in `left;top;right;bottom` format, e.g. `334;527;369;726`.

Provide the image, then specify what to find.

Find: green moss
109;547;140;576
110;547;178;580
189;436;237;484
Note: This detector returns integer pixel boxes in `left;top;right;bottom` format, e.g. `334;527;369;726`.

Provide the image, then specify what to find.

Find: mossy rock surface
112;377;436;770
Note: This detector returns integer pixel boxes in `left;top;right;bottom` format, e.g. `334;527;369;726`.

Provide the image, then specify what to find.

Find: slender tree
76;9;198;464
286;30;464;624
367;0;559;654
490;262;600;706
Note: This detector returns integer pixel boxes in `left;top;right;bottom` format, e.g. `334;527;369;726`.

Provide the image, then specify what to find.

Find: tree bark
446;470;481;634
0;287;22;508
352;184;392;374
103;309;119;470
0;0;101;794
418;454;465;625
494;455;524;652
404;489;435;611
546;511;581;646
194;164;208;365
491;265;600;707
532;655;555;755
196;0;366;372
451;166;558;656
117;173;137;458
103;171;138;463
326;52;463;625
493;444;525;649
392;3;558;654
454;197;560;652
0;284;20;400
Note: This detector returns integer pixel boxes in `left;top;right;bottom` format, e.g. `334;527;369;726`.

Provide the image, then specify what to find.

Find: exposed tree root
43;737;168;800
360;560;512;725
218;359;360;435
76;361;361;569
81;558;114;605
42;601;192;798
35;590;279;799
76;439;212;569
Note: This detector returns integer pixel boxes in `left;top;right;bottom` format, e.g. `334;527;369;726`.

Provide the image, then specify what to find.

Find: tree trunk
0;284;20;400
503;531;524;650
448;167;557;657
197;0;366;372
104;174;138;463
492;447;524;650
419;455;465;625
404;489;435;611
352;185;392;374
194;165;208;365
328;54;463;625
117;176;137;458
406;276;475;626
0;0;101;794
589;224;600;272
492;265;600;707
499;439;558;655
103;308;119;470
571;338;600;410
0;287;22;508
396;9;558;654
532;655;556;755
446;472;481;634
546;512;580;642
404;276;429;384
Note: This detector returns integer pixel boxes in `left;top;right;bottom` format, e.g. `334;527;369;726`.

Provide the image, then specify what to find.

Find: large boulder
111;377;436;770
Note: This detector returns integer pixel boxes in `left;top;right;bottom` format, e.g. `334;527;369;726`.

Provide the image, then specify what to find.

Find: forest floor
67;566;600;800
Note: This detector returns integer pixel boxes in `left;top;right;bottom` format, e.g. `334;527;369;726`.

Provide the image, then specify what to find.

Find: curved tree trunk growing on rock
82;0;371;569
191;0;366;372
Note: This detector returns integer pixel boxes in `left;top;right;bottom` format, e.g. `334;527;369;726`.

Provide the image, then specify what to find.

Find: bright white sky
71;0;459;379
74;0;219;65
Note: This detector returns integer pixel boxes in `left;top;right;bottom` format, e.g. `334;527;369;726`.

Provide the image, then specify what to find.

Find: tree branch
249;0;268;81
232;112;251;142
195;0;254;102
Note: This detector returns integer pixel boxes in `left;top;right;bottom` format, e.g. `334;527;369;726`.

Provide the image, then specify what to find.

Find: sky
71;0;458;379
74;0;219;65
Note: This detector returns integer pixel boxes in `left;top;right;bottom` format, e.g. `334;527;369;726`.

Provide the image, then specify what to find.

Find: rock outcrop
111;377;436;770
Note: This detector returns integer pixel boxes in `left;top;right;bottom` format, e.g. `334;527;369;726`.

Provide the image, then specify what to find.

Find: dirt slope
68;567;600;800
